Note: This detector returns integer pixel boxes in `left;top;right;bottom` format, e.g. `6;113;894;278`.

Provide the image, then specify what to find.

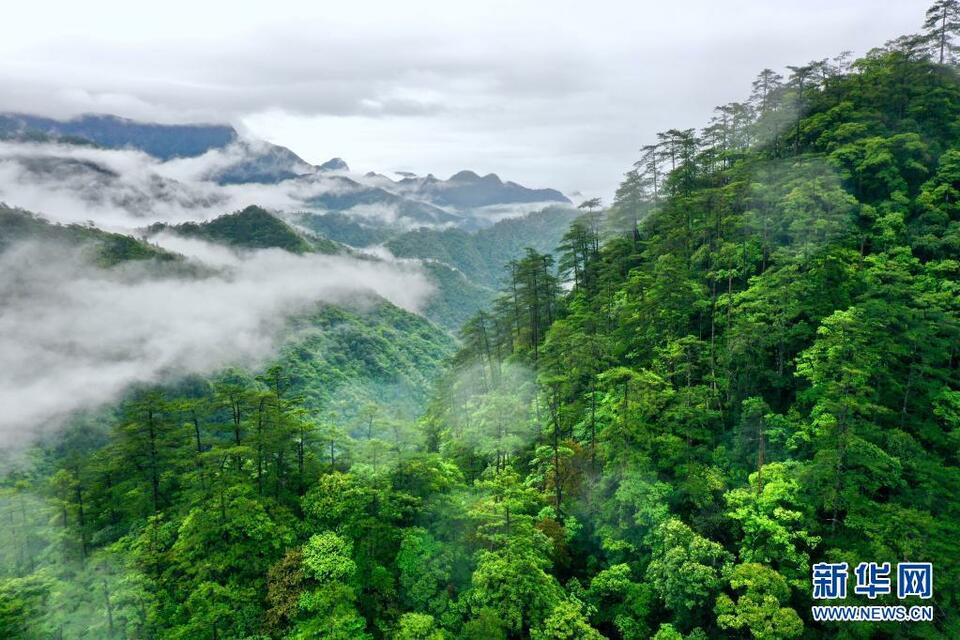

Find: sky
0;0;928;199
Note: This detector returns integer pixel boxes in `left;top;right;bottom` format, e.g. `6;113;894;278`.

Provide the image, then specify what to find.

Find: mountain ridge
0;113;238;159
0;111;573;219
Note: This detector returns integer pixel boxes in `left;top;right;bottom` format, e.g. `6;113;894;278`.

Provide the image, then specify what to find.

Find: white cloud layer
0;238;434;447
0;139;438;231
0;0;926;197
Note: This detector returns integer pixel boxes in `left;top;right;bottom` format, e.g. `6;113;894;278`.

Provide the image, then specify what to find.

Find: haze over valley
2;2;959;639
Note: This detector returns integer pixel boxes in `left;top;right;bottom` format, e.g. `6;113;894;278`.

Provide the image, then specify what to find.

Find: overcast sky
0;0;927;199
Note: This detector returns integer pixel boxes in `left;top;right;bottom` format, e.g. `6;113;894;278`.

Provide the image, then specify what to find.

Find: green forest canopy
3;4;960;639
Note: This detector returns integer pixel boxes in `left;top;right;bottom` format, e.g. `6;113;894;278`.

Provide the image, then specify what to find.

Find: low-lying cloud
0;139;363;230
0;139;491;233
0;237;434;448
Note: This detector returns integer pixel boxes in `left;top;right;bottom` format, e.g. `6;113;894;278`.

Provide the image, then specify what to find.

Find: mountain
7;11;960;640
0;203;456;422
142;204;492;330
0;113;237;159
396;170;570;208
302;176;462;225
0;204;182;267
293;206;580;326
210;141;315;185
0;111;566;212
0;115;573;230
280;301;456;418
0;112;578;370
293;211;396;247
291;169;571;231
383;205;581;288
417;261;496;329
149;205;341;254
0;112;567;210
318;157;349;171
0;145;229;216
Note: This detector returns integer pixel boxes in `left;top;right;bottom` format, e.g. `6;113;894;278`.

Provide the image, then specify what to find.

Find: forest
3;2;960;639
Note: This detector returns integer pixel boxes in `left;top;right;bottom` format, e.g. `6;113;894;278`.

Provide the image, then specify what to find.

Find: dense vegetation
384;207;581;289
3;6;960;639
417;262;496;331
0;206;180;267
150;206;341;255
295;206;581;329
297;205;580;290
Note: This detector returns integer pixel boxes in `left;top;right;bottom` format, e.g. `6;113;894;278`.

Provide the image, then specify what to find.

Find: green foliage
5;10;960;639
151;205;337;254
0;205;180;267
385;207;580;289
646;519;733;618
393;612;446;640
714;563;803;640
724;462;819;585
466;540;563;635
531;599;607;640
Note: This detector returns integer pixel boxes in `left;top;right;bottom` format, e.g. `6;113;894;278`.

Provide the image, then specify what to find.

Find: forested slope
3;9;960;640
383;206;581;288
0;205;180;267
149;205;342;255
435;33;960;639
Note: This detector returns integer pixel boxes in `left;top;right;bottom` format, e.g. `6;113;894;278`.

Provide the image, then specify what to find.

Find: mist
0;237;435;448
0;139;452;231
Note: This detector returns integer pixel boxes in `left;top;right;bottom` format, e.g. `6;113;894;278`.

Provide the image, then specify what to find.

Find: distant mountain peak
0;112;238;160
318;157;349;172
1;111;572;222
448;170;504;183
449;169;480;182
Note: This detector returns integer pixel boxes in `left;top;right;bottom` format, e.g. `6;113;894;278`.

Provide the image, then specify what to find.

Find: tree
645;519;732;622
393;613;445;640
531;599;606;640
396;528;457;620
114;390;184;515
724;463;819;587
467;531;563;635
586;564;653;640
924;0;960;64
289;532;372;640
714;563;803;640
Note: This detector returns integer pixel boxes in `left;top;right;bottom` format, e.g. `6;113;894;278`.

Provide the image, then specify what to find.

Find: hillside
294;211;396;247
297;207;582;290
417;261;496;329
280;301;457;419
0;205;181;267
437;37;960;639
4;8;960;640
149;205;341;254
145;205;492;330
384;206;581;288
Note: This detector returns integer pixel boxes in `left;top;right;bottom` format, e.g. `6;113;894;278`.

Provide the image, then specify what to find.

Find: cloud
0;1;924;198
456;201;560;225
0;237;434;448
0;140;477;231
0;140;312;228
0;140;230;228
